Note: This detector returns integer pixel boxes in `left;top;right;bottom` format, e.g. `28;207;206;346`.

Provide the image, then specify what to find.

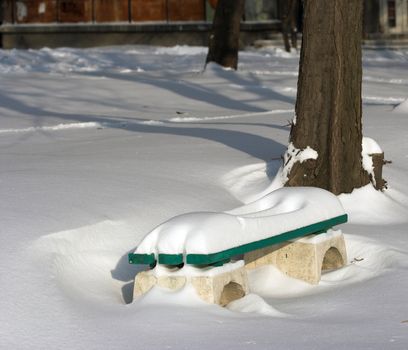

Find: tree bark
206;0;245;70
371;152;386;190
285;0;372;195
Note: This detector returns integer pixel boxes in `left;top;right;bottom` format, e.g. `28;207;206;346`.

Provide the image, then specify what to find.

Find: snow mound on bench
135;187;346;257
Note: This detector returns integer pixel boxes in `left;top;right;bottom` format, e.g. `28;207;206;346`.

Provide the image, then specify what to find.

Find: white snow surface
136;187;345;256
1;45;408;350
294;228;342;244
393;97;408;113
362;136;383;155
0;121;103;134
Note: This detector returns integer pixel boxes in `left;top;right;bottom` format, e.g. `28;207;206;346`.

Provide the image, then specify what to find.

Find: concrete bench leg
244;230;347;284
133;263;249;306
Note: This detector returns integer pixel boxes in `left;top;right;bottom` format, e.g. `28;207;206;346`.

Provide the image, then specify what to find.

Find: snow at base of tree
279;142;318;183
292;113;297;125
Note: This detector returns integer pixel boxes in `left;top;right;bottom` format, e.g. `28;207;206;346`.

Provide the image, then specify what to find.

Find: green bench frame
128;214;348;268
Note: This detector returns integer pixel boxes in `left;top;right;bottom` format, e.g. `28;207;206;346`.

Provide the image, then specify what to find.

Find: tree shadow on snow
1;68;292;305
0;91;287;162
80;68;295;113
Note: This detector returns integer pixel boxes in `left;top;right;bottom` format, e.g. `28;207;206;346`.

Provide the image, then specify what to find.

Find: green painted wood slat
128;214;348;267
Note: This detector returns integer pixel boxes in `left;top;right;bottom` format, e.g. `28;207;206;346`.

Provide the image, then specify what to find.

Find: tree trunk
284;0;371;195
281;0;300;52
206;0;245;70
363;0;380;36
290;0;299;50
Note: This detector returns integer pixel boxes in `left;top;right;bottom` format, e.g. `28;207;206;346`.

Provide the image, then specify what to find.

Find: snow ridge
169;109;294;123
0;122;103;134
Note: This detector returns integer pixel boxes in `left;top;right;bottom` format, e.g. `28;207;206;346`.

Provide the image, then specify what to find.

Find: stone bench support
134;262;249;306
133;230;348;305
244;230;347;284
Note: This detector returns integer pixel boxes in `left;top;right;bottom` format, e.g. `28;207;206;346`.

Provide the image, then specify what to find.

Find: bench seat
129;187;347;267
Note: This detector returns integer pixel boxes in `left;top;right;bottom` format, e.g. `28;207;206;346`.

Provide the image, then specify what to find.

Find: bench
129;187;348;304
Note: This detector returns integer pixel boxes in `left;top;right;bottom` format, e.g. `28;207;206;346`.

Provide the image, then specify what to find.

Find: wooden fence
2;0;210;24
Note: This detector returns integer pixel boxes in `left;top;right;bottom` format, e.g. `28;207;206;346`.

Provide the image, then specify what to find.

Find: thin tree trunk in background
363;0;380;36
281;0;299;52
206;0;245;70
285;0;372;195
290;0;299;50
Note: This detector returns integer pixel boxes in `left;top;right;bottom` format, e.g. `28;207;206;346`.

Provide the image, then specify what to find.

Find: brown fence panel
14;0;57;23
131;0;167;22
94;0;129;23
3;0;207;25
59;0;92;23
168;0;205;21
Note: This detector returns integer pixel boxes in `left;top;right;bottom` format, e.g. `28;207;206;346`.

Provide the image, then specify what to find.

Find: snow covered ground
0;45;407;349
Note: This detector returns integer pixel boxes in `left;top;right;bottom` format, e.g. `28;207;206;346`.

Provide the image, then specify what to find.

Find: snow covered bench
129;187;348;304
